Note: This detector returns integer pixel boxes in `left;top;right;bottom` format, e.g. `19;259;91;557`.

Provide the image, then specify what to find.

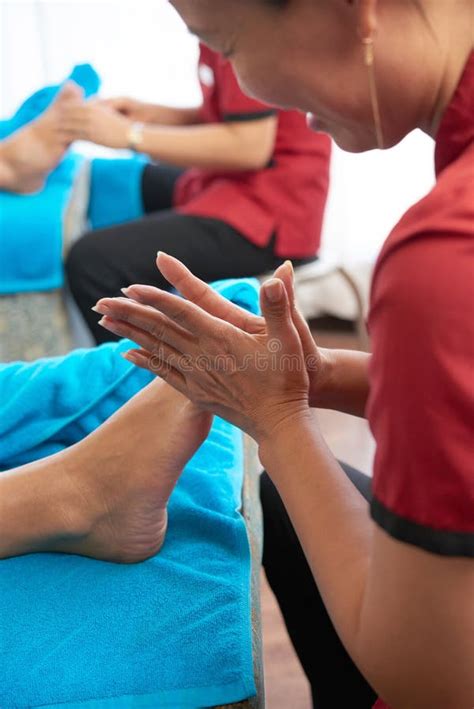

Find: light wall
0;0;435;267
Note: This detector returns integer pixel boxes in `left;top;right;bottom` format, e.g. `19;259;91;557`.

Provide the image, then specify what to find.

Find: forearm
146;104;201;126
259;412;373;665
315;349;371;417
136;121;271;171
258;414;473;706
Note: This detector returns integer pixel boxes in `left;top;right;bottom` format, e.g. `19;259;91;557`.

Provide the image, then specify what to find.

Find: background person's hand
61;99;132;149
93;276;313;443
99;96;158;124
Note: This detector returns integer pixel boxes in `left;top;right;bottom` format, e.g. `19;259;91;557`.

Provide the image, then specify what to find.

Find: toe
55;81;84;105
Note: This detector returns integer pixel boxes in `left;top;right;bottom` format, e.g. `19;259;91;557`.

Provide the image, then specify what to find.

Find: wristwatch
127;122;145;151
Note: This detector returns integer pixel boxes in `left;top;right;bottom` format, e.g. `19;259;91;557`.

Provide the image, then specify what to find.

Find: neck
420;15;473;139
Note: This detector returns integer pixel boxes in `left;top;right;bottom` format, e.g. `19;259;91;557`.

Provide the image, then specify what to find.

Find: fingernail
121;287;130;296
285;260;294;274
265;279;283;303
92;303;109;314
98;317;107;327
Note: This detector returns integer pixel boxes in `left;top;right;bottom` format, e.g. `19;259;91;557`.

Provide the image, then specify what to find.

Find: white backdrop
0;0;435;268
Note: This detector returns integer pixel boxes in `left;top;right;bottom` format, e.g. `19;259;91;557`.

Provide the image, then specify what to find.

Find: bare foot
0;81;83;194
52;379;213;563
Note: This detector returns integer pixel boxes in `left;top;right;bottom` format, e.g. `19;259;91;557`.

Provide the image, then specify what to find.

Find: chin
329;126;380;153
309;114;382;153
307;113;368;153
334;123;406;153
333;135;380;153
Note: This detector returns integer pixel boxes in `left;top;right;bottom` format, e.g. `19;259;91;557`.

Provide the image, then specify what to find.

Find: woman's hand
60;99;132;149
93;269;314;443
99;96;158;123
144;253;332;405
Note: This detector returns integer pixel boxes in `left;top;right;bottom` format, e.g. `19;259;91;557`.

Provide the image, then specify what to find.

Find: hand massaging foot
0;81;82;194
0;380;212;563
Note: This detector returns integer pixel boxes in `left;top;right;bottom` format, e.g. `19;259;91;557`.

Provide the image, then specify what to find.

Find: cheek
233;52;379;153
233;58;300;109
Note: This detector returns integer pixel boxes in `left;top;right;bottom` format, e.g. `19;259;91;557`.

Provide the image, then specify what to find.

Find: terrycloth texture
88;155;147;231
0;279;259;708
0;65;100;295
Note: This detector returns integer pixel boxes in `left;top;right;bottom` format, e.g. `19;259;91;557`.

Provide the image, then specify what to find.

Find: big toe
55;80;84;105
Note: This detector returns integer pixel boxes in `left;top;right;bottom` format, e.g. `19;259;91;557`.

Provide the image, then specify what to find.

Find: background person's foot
55;379;213;563
0;81;83;194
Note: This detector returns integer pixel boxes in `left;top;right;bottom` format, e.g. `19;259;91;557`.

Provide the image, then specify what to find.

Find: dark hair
265;0;435;36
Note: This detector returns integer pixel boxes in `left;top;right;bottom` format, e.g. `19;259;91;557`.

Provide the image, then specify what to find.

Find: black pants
67;164;311;344
260;465;378;708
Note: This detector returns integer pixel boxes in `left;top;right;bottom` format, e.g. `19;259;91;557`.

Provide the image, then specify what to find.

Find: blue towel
0;65;100;295
0;151;85;294
0;64;100;140
88;155;146;231
0;279;259;708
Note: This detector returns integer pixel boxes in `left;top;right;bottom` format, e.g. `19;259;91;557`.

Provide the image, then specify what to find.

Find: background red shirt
174;45;331;259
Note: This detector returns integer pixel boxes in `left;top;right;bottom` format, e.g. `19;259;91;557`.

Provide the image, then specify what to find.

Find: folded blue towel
88;154;146;231
0;152;85;294
0;64;100;140
0;64;100;295
0;279;260;708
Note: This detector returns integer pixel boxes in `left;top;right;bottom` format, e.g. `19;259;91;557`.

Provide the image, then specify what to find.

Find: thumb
102;96;128;113
261;278;296;344
273;260;295;306
273;262;315;356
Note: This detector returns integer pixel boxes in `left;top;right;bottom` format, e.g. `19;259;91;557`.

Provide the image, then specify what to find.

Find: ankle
0;140;21;191
0;131;46;194
0;453;96;559
57;445;107;537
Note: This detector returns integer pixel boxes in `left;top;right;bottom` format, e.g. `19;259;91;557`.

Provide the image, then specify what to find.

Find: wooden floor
260;325;374;708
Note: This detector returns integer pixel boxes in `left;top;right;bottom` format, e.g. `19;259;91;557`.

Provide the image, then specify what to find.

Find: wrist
258;405;317;469
127;121;145;151
146;104;164;124
309;347;336;408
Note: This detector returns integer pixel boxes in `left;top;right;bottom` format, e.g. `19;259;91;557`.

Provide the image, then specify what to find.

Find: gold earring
362;36;384;149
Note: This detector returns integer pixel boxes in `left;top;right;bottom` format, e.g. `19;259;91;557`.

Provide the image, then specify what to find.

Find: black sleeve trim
223;110;277;122
371;496;474;558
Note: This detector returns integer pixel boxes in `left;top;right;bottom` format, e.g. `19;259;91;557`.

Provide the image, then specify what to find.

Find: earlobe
356;0;378;40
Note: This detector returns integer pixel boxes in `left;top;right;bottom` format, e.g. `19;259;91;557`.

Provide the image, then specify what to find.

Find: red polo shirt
368;52;474;709
174;45;331;259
